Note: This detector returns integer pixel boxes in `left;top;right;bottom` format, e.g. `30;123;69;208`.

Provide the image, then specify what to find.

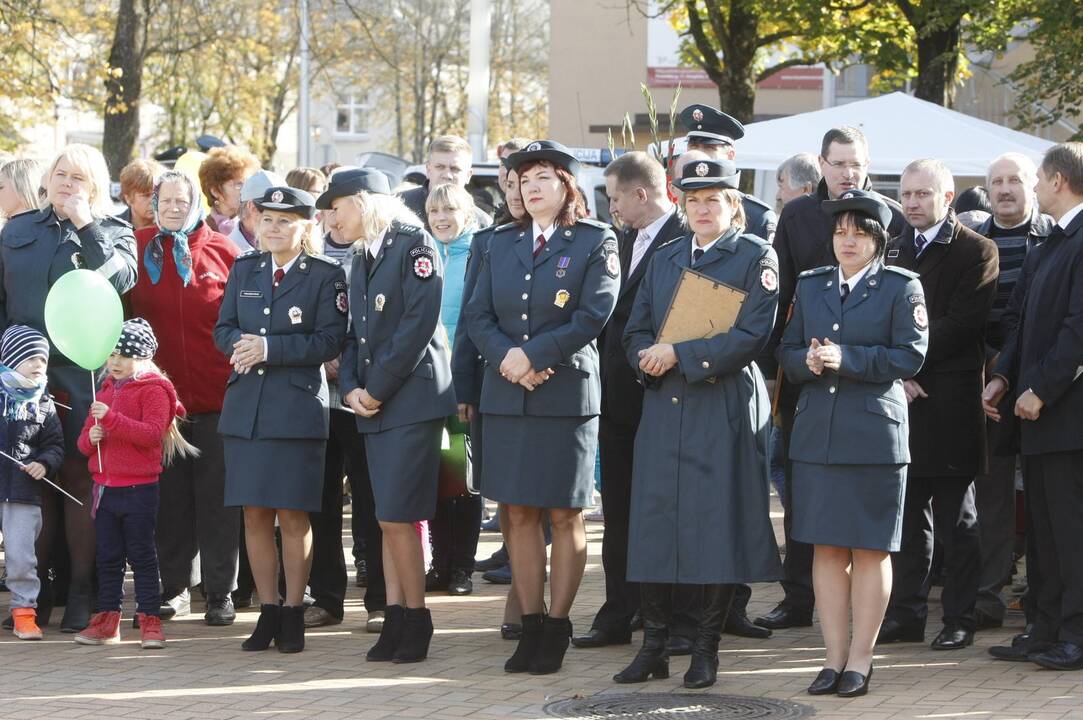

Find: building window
336;94;369;136
836;64;871;100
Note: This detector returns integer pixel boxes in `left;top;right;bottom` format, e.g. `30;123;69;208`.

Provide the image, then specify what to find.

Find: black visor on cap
255;186;317;219
315;168;391;209
673;158;741;191
504;140;580;176
821;189;892;229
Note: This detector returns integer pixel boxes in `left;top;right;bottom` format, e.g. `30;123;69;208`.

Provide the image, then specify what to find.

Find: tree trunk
715;66;757;125
913;24;961;107
102;0;146;178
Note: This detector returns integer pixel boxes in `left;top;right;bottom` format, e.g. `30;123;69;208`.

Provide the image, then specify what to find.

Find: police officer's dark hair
1041;142;1083;196
604;152;667;194
498;138;530;156
514;160;587;228
830;210;889;262
820;127;869;159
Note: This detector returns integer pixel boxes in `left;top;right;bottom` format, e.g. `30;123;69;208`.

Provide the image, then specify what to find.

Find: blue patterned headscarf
144;170;205;287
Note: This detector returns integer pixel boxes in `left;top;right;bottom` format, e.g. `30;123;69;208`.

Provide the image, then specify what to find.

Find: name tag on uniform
240;290;263;298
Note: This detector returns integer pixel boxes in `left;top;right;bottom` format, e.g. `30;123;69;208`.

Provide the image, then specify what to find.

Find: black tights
36;458;97;592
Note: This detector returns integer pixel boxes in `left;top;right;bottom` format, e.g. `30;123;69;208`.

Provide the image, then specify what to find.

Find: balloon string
92;370;103;475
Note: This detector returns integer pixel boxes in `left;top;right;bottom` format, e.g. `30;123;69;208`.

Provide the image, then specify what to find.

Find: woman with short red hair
198;146;259;236
466;140;619;675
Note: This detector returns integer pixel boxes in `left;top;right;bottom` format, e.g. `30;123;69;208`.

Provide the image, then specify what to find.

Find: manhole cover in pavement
543;693;815;719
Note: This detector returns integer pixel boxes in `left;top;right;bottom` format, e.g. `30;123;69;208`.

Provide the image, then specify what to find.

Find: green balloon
44;270;124;370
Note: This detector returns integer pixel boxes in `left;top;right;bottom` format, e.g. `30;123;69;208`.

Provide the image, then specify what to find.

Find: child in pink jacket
74;318;198;649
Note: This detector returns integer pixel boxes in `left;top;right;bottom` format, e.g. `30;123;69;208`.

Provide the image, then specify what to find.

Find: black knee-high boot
684;584;735;689
614;582;672;683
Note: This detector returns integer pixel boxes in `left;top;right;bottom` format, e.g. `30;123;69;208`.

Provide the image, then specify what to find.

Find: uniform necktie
841;282;851;304
693;247;704;263
914;233;929;257
534;234;546;258
273;268;285;293
629;229;651;274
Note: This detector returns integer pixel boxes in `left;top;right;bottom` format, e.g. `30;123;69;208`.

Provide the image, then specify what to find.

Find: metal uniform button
671;397;679;405
263;308;270;315
525;274;531;281
364;359;371;365
522;334;529;340
701;361;709;369
829;386;836;394
360;338;366;344
259;328;266;335
521;314;528;321
362;316;366;322
832;323;839;331
521;293;528;300
257;368;265;376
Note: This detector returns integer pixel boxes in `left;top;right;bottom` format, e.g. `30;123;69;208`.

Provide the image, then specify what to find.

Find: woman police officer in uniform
467;140;619;675
780;189;927;697
215;186;348;654
619;159;781;690
324;168;455;665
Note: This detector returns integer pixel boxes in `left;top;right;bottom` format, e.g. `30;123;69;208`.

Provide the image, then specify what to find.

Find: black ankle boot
60;584;92;633
682;583;733;689
392;607;434;663
276;605;305;653
242;604;280;651
529;615;572;675
366;605;404;662
505;613;544;673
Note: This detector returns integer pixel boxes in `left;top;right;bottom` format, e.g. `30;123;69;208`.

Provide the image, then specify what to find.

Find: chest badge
288;306;303;325
554;289;570;308
375;293;386;312
71;252;86;269
556;256;570;278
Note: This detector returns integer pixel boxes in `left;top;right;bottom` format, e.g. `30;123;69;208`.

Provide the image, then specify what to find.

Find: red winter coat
129;222;238;414
76;372;185;487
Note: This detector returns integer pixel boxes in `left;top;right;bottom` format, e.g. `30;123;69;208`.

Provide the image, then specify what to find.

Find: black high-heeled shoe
807;668;841;695
837;665;873;697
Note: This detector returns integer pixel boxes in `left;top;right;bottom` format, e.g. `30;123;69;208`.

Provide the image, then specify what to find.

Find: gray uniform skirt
223;437;325;513
481;414;597;509
791;461;907;552
364;418;443;523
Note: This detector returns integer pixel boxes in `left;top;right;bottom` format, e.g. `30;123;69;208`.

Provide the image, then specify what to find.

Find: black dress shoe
724;610;772;639
571;627;631;648
807;668;841;695
876;618;925;644
447;569;473;596
1029;641;1083;671
667;635;693;656
989;627;1045;662
425;568;448;592
205;593;236;626
837;665;873;697
754;603;812;630
931;625;973;650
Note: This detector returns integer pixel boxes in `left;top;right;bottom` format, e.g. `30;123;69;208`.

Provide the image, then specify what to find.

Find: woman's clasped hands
806;338;842;376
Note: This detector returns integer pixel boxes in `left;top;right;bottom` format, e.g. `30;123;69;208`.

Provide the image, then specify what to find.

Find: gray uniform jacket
340;221;456;433
215;250;348;440
742;193;777;243
0;208;137;339
780;262;928;465
622;230;781;584
451;223;500;405
466;219;619;417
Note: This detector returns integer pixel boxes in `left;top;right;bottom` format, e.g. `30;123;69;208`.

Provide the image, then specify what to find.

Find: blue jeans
94;483;162;615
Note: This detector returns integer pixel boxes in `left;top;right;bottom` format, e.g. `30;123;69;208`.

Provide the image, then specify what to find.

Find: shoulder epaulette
491;221;519;233
742;193;772;211
235;249;261;261
798;265;833;278
393;220;424;235
655;235;684;251
576;217;610;231
308;253;342;267
738;232;769;248
885;265;919;279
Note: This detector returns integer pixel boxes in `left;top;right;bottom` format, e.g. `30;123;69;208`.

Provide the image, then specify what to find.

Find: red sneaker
138;613;165;649
74;611;122;645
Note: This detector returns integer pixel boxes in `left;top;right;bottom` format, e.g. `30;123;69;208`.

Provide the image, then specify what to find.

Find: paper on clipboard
656;268;746;344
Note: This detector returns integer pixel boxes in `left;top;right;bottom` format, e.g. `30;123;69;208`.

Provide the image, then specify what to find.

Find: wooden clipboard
656;267;746;344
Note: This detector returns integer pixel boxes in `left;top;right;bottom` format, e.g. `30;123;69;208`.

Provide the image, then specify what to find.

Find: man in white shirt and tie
572;152;685;650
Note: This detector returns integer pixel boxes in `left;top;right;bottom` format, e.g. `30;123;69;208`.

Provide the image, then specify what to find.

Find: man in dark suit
984;142;1083;671
571;152;684;649
398;135;492;230
880;159;998;650
758;127;906;632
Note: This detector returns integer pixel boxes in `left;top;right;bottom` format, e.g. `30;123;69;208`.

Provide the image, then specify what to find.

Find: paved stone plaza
1;502;1080;720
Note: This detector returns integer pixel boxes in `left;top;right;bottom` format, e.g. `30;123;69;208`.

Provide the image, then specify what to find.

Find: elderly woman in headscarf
128;170;242;625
